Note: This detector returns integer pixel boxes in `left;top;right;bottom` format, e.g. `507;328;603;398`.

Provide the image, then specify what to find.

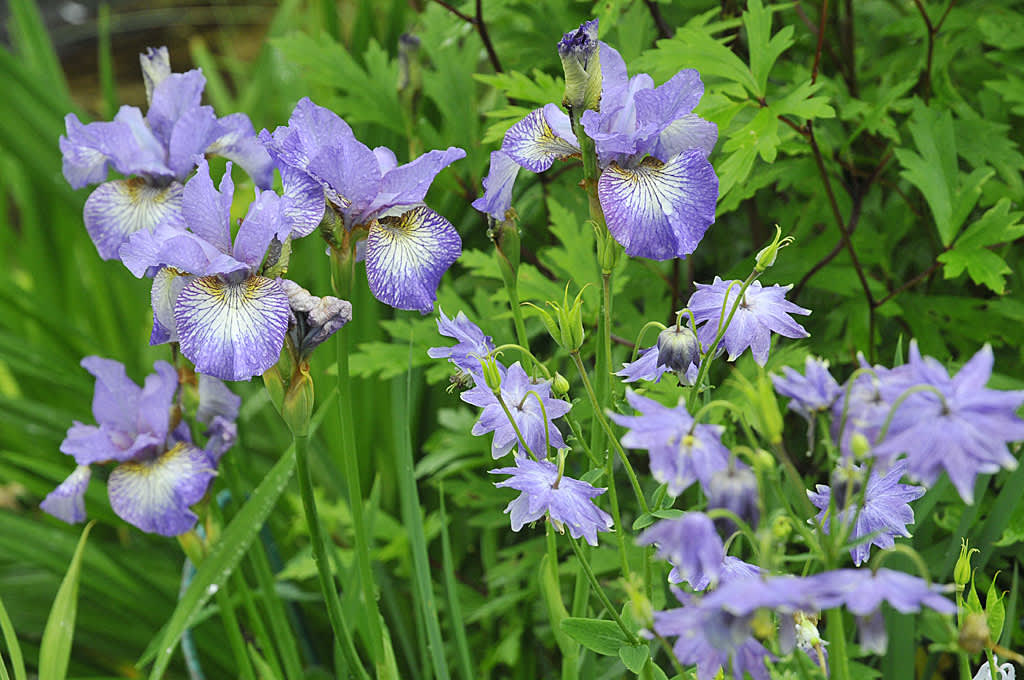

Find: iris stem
567;536;638;645
214;584;256;680
294;433;370;680
826;608;852;680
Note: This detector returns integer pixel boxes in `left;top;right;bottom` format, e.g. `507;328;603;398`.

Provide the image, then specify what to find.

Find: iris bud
557;19;602;113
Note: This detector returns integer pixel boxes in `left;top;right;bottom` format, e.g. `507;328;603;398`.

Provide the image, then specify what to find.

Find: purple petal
182;158;234;254
136;360;179;440
233;189;288;268
207;112;275;189
59;114;119;189
364;206;461;313
85;178;186;261
371;146;466;215
165;104;220;179
107;443;216;536
150;268;190;343
174;275;290;380
502;105;579;173
196;374;241;425
109;106;175;179
652;114;719;161
598;149;718;260
280;165;326;238
472;150;522;220
40;465;92;524
146;70;206;147
120;224;245;279
81;356;142;431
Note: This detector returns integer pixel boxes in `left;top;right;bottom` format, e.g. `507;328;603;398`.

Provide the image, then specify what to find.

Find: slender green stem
567;537;638;645
294;434;370;680
654;632;687;679
570;352;650;515
491;343;550;379
230;569;284;678
495;392;538;460
215;585;257;680
439;482;474;680
826;609;851;680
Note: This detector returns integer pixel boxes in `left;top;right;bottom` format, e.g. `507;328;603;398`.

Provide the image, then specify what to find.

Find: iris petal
107;443;215;536
472;150;521;220
597;149;718;261
503;105;579;173
84;178;185;260
40;465;92;524
364;206;461;313
174;275;290;380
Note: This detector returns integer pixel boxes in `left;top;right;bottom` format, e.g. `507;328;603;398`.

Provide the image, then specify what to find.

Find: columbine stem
826;608;852;680
293;434;369;680
567;536;638;645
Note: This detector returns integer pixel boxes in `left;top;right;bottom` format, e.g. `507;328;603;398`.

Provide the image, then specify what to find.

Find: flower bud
552;372;570;398
557;19;602;113
958;612;990;655
754;225;795;272
281;366;315;437
656;325;700;374
707;466;760;535
954;538;979;591
850;433;871;461
480;355;504;395
524;285;587;352
771;515;792;541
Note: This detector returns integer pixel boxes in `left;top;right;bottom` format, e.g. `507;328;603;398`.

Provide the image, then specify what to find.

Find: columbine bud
524;284;587;352
958;612;990;655
954;538;979;591
707;466;760;535
656;325;700;375
552;372;570;398
754;224;795;272
850;433;871;461
557;19;602;113
480;355;503;394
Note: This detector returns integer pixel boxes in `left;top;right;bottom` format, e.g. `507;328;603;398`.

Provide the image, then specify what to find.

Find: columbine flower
474;22;718;261
872;341;1024;503
808;461;925;566
41;357;238;536
806;568;956;653
427;308;495;378
638;513;724;589
120;159;312;380
609;390;730;496
688;277;810;366
829;356;914;458
260;98;465;312
59;46;272;261
490;456;612;545
771;356;842;421
707;466;761;536
461;362;571;458
616;344;701;385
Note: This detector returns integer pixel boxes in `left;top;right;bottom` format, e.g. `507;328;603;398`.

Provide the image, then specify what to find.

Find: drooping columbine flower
688;277;810;366
872;342;1024;503
707;466;761;536
260;98;465;313
490;456;613;545
609;390;730;495
616;344;701;385
638;513;725;589
427;308;495;379
41;357;238;536
772;356;842;421
808;461;925;566
474;23;718;261
806;568;956;653
59;46;273;261
120;159;309;380
461;361;571;458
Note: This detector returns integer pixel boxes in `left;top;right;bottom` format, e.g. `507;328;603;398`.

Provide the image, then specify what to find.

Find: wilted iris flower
120;159;318;380
490;456;613;546
609;390;730;496
461;361;571;458
688;277;810;366
474;21;718;261
260;98;466;313
808;461;925;566
41;357;239;536
59;46;272;260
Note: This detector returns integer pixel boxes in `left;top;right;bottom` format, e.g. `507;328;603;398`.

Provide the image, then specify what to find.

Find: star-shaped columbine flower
474;21;718;261
427;308;495;379
609;390;730;496
808;461;925;566
638;513;725;589
119;159;321;380
490;456;613;546
260;98;465;313
41;357;239;536
59;46;272;261
688;277;810;366
772;355;842;421
461;362;571;458
872;341;1024;503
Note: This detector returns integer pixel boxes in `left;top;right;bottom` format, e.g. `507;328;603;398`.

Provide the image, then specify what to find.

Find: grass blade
0;595;26;680
39;522;94;680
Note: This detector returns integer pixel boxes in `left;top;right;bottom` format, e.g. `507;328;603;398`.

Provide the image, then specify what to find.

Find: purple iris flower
461;361;572;458
41;357;239;536
638;513;725;589
772;356;842;421
427;308;495;378
609;390;730;496
489;456;613;546
808;461;926;566
59;46;273;261
806;568;956;653
474;22;718;261
260;98;466;313
872;341;1024;503
688;277;810;366
119;159;307;380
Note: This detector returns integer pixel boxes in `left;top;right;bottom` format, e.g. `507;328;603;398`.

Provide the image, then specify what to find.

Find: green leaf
38;522;94;680
937;248;1011;294
635;28;758;96
617;643;649;673
894;102;958;245
769;79;835;120
539;554;573;656
474;69;563;107
719;108;780;199
559;618;629;656
0;594;26;680
937;198;1024;293
742;0;794;97
985;575;1006;641
146;447;297;679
